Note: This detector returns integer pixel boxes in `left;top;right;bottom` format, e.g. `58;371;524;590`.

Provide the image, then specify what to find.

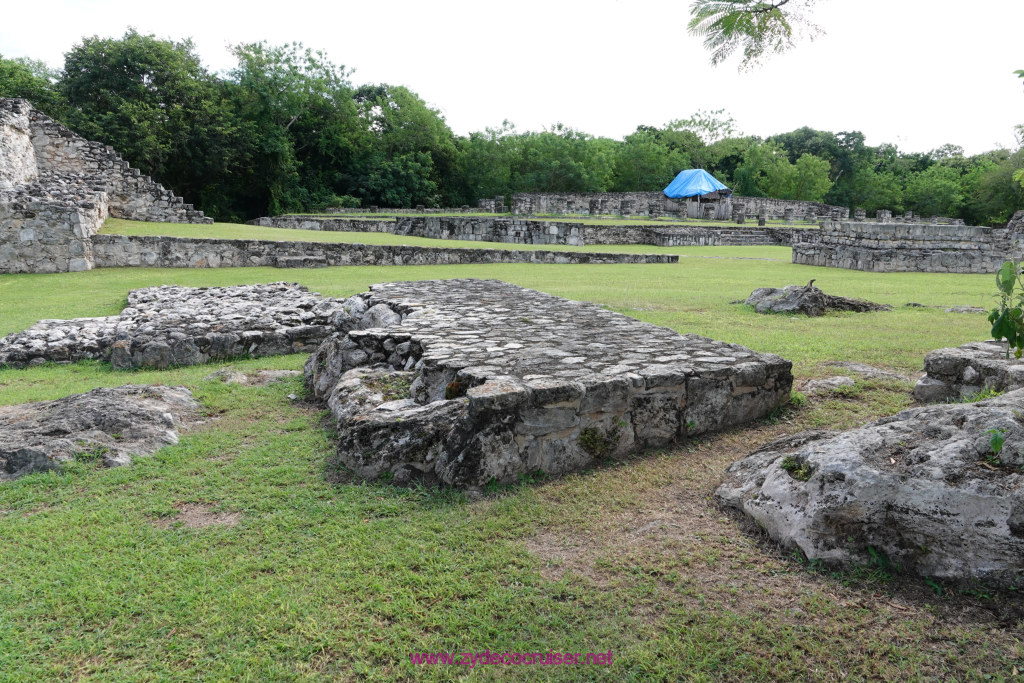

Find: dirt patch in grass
154;502;241;529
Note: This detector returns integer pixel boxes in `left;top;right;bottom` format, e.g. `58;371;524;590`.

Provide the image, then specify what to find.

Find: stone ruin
0;282;342;369
792;212;1024;274
0;98;211;274
913;341;1024;402
305;279;793;489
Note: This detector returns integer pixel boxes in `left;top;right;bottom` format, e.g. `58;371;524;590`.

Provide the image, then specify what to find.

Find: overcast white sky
1;0;1022;155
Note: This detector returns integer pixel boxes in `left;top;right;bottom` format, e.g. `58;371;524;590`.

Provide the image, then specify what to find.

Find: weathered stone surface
717;390;1024;587
306;279;793;489
792;220;1024;273
0;384;198;481
0;282;343;369
1;98;211;274
802;376;855;394
745;283;892;316
913;341;1024;402
821;361;916;383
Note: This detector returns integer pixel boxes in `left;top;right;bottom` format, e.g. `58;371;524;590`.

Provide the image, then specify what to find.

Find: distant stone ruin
0;282;342;369
0;98;211;273
504;191;849;221
792;213;1024;273
305;279;793;489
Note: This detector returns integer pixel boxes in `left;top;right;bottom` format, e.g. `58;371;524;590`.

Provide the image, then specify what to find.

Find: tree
902;165;965;218
611;130;689;192
61;30;243;219
354;84;459;206
687;0;822;68
227;41;365;216
0;54;66;119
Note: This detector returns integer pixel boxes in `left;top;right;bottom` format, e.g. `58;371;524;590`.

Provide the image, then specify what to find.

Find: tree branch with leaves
687;0;823;69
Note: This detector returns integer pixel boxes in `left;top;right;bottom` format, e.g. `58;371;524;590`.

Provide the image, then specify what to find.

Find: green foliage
780;455;812;481
0;54;66;119
902;164;965;217
989;261;1024;358
987;428;1007;462
687;0;822;69
579;425;620;458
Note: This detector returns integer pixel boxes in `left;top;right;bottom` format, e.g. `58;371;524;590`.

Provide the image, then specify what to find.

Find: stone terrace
306;279;793;488
792;215;1024;273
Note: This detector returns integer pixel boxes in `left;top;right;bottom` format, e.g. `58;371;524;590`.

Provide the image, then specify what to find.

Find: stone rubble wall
247;216;395;233
249;214;801;247
305;279;793;489
91;234;679;269
0;283;344;369
508;191;849;220
792;220;1024;273
0;98;211;274
0;197;106;273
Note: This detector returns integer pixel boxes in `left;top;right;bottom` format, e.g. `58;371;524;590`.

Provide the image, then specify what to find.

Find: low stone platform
717;391;1024;587
305;279;793;489
914;341;1024;402
1;384;198;481
0;283;343;369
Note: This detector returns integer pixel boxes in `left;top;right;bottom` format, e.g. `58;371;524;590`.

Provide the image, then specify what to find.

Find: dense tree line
1;31;1022;224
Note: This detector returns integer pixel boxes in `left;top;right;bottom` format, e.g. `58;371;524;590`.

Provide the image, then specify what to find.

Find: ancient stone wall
248;216;395;232
246;214;802;247
508;191;849;220
0;198;106;273
0;98;211;274
91;234;678;269
791;220;1024;273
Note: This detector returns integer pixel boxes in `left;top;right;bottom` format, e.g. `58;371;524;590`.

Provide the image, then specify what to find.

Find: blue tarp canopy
663;169;732;199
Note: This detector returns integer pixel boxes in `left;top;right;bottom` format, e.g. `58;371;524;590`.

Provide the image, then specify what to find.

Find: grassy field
0;243;1020;680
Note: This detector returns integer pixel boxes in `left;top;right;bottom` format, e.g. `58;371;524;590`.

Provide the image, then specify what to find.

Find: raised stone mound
305;279;793;489
0;282;343;369
0;384;198;481
1;97;211;274
744;282;891;316
717;390;1024;587
913;341;1023;402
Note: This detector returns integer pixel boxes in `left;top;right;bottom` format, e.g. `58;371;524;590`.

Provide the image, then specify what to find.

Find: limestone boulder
745;284;891;317
0;384;199;481
913;341;1024;402
717;390;1024;587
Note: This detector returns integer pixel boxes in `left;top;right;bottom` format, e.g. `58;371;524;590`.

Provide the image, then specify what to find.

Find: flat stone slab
0;282;343;369
717;390;1024;587
914;341;1024;402
306;279;793;489
0;384;198;481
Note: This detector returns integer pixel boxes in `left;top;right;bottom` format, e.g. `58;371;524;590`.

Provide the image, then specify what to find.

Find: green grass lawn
0;248;1019;681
